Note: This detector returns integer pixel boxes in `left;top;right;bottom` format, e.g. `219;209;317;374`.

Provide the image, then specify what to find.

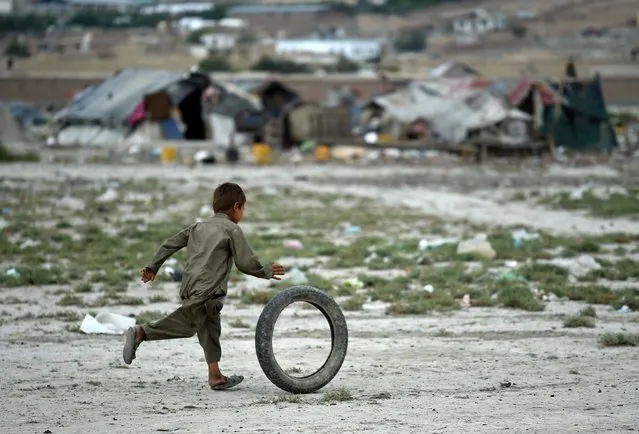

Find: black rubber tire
255;285;348;394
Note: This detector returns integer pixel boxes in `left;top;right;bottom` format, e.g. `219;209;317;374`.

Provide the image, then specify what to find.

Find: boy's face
229;202;244;224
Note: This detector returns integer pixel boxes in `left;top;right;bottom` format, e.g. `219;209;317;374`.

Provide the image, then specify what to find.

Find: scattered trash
422;284;434;293
284;239;303;250
617;305;632;314
5;267;20;277
457;234;496;260
364;252;378;264
549;255;601;277
2;207;10;216
163;266;183;282
341;277;364;290
285;267;308;285
504;260;518;268
343;224;361;235
0;218;9;230
19;239;40;249
542;292;559;302
500;381;512;388
79;312;135;335
58;196;86;211
461;294;471;308
419;237;459;251
511;229;540;248
498;271;526;282
96;188;118;203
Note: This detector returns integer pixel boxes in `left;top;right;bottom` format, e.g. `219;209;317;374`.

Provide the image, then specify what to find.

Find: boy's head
213;182;246;223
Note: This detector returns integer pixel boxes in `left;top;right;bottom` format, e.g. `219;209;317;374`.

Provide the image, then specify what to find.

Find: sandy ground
1;162;639;434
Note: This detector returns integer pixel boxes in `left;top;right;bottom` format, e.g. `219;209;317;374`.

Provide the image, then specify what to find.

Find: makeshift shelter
430;61;481;79
505;76;617;151
369;81;531;145
53;69;260;148
0;105;31;150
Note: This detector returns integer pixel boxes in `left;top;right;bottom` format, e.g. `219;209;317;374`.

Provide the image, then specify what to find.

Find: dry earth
1;162;638;434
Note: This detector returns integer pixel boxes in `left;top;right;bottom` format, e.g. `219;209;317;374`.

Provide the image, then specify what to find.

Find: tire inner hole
272;301;333;378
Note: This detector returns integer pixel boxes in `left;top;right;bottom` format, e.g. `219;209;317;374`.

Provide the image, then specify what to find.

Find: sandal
210;375;244;391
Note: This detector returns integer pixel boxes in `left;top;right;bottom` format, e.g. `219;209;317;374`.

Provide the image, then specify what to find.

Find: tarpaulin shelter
52;68;260;147
502;76;617;151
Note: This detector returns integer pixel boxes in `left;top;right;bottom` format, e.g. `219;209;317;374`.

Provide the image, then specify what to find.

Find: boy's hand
271;264;285;280
140;267;156;283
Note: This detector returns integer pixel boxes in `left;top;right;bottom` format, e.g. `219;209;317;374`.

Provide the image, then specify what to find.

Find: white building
201;33;238;51
0;0;16;15
450;8;508;35
275;38;383;63
141;2;214;15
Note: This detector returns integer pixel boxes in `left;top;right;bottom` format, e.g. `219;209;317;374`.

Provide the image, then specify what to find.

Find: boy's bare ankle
135;326;145;346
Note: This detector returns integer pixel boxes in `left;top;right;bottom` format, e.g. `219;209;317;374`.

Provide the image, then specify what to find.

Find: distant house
201;32;238;51
62;0;157;12
446;8;508;36
0;0;16;14
276;38;383;63
226;4;357;38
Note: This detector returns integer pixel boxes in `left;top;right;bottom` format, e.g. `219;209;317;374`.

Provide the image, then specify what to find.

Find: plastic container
252;143;271;165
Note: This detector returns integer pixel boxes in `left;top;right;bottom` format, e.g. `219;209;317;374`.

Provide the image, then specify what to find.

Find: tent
53;68;260;148
0;105;31;151
503;76;617;151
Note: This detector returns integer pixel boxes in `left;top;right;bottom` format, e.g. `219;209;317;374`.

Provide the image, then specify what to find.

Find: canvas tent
53;68;260;148
0;105;32;151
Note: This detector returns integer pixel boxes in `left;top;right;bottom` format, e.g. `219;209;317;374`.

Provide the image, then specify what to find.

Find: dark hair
212;182;246;213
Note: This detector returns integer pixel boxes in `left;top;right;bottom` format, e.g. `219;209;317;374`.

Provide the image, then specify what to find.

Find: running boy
123;182;285;390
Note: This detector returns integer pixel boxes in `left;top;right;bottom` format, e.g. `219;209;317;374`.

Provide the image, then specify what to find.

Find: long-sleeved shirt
146;213;273;305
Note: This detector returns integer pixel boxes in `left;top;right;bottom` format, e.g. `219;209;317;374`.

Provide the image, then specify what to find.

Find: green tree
4;38;30;59
393;29;426;53
331;55;359;73
251;56;310;74
198;54;232;72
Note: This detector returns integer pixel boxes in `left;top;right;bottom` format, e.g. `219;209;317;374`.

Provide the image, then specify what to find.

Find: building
0;0;16;14
62;0;157;12
201;32;238;51
226;4;357;38
446;8;508;36
276;38;383;63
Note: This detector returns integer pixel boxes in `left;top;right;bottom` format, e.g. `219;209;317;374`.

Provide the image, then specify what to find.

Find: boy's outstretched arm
145;226;190;274
229;226;282;279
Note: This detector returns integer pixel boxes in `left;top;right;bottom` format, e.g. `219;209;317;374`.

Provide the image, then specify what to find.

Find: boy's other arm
146;226;190;273
228;227;273;279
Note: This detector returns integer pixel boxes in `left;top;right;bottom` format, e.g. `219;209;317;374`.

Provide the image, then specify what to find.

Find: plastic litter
285;267;308;285
5;267;20;277
0;218;9;230
58;196;86;211
2;207;10;216
422;284;434;293
284;239;303;250
504;260;518;268
96;188;118;203
419;237;459;251
341;277;364;290
511;229;540;248
343;224;361;235
19;239;40;249
549;255;601;277
79;312;136;335
499;271;526;281
617;305;632;314
461;294;471;308
457;234;496;260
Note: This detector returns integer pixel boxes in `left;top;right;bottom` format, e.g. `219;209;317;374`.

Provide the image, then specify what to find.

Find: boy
123;182;285;390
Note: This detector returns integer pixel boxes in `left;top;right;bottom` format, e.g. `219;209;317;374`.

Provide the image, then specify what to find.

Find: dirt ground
1;162;638;434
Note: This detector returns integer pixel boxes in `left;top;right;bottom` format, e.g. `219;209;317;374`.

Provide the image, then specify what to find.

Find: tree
251;56;310;74
4;38;30;59
199;54;232;72
393;29;426;53
187;29;207;45
331;55;359;73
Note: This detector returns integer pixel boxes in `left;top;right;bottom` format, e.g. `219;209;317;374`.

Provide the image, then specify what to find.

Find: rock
457;234;496;260
549;255;601;278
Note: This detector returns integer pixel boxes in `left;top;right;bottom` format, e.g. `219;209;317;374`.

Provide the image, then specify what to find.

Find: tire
255;285;348;394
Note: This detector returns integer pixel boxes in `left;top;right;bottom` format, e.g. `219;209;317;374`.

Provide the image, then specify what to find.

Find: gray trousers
142;298;224;363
